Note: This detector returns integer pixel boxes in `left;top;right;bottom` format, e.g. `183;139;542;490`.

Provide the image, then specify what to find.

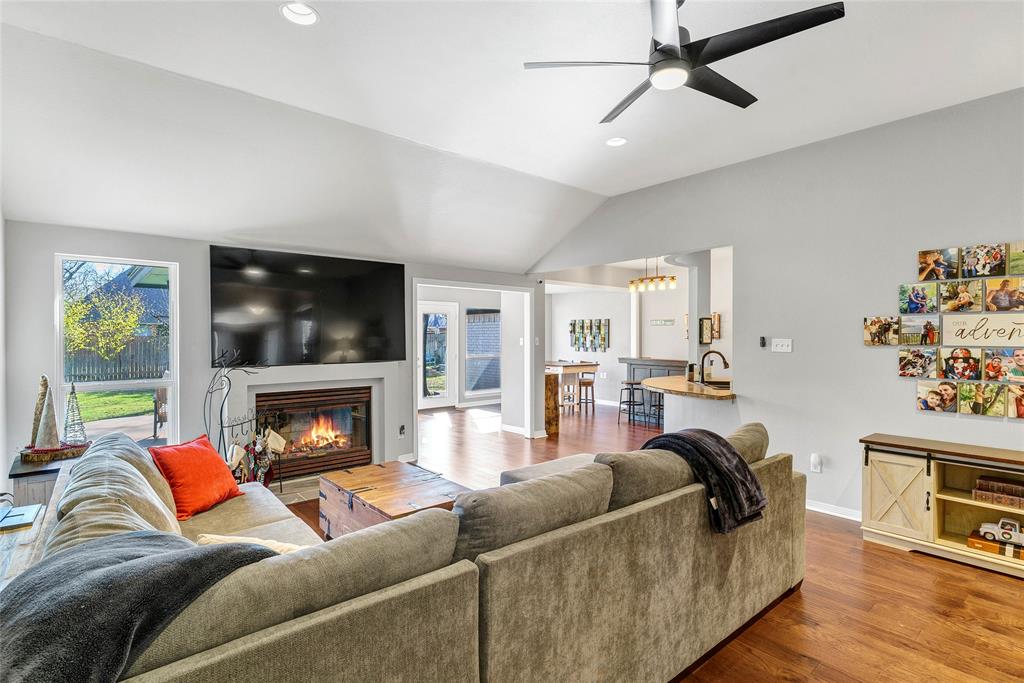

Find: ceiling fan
524;0;845;123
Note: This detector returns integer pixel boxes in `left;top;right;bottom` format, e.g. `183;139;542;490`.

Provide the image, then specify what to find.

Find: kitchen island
641;375;740;435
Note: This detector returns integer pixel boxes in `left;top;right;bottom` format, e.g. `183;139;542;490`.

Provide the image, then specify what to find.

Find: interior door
862;450;933;541
417;302;459;410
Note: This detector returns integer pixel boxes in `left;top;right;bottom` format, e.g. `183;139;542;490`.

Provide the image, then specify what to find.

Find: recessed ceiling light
605;137;628;147
280;2;319;26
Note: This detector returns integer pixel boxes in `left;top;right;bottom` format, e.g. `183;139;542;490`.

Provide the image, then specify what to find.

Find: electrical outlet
809;452;822;473
771;338;793;353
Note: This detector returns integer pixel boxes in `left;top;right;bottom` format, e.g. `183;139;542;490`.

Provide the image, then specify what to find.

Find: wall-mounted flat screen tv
210;246;406;367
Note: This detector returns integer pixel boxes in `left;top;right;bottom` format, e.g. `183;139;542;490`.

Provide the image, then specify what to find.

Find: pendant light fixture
629;257;677;293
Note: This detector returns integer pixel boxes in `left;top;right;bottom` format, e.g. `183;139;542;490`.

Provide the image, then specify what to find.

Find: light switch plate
771;338;793;353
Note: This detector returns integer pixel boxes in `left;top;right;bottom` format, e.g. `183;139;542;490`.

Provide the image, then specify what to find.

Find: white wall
638;265;689;360
499;291;527;432
709;246;733;379
0;215;6;493
417;285;501;406
533;89;1024;516
548;289;631;403
4;221;545;462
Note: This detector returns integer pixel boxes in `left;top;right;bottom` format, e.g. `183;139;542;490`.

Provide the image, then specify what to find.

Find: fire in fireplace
255;387;371;479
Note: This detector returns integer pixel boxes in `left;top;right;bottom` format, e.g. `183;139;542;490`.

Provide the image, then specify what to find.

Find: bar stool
578;371;596;415
618;380;646;425
561;382;576;414
646;390;664;427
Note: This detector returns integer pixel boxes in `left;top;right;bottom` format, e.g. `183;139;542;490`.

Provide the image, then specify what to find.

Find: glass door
417;302;459;410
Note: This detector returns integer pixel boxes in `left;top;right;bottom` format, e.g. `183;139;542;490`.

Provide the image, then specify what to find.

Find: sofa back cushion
127;508;460;676
84;432;177;514
595;422;771;511
44;498;157;558
60;453;180;534
452;463;613;563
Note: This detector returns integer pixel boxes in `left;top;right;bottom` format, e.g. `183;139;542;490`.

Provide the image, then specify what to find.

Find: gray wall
549;290;631;403
499;291;527;431
534;89;1024;516
0;216;6;492
4;221;545;461
417;285;502;406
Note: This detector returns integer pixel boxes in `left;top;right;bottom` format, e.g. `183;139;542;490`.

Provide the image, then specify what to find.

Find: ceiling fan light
649;63;688;90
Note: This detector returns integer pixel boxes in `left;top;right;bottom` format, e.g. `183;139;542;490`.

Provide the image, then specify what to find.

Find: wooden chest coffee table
318;461;470;538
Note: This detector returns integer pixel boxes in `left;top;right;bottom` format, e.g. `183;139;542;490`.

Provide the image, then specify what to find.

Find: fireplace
255;387;371;480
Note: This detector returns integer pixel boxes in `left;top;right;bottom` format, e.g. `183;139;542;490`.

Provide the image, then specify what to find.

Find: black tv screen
210;246;406;367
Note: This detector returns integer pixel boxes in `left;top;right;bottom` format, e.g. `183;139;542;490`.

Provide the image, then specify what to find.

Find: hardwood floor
289;405;1024;681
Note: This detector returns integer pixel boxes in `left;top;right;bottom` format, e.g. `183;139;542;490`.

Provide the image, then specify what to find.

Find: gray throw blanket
0;530;275;683
642;429;767;533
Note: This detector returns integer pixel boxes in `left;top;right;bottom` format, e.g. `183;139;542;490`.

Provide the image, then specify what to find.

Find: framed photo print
938;347;982;381
698;317;713;345
918;248;959;281
897;315;938;346
864;316;900;346
984;277;1024;311
1009;384;1024;418
983;348;1014;382
916;381;945;412
1009;241;1024;276
940;280;982;312
958;383;1007;417
899;347;937;378
898;283;937;314
961;243;1006;278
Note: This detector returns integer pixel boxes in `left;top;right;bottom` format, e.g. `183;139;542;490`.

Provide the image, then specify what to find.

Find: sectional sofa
17;424;805;682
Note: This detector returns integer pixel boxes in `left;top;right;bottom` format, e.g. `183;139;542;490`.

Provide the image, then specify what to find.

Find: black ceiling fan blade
683;2;845;68
685;67;757;108
600;79;652;123
524;61;652;70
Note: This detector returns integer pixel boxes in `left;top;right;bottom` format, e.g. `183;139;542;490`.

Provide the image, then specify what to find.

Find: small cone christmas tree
63;383;88;446
35;378;60;450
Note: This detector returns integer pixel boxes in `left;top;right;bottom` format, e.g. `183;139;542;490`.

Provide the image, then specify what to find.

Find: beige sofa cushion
452;463;613;563
178;482;293;540
84;432;177;514
596;422;772;511
60;453;180;534
196;533;309;554
128;508;460;677
226;517;324;547
499;452;596;485
44;498;157;558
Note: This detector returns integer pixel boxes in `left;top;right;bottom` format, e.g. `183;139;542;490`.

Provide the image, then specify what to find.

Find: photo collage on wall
569;319;610;353
865;241;1024;420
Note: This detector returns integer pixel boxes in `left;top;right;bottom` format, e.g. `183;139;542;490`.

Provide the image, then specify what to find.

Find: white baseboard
501;424;526;436
806;499;861;522
595;399;619;407
529;430;548;439
395;452;417;463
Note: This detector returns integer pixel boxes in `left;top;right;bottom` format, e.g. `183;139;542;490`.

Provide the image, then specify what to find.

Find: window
465;308;500;393
58;255;178;446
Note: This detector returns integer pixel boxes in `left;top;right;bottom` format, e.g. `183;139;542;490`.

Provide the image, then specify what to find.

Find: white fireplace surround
223;365;398;465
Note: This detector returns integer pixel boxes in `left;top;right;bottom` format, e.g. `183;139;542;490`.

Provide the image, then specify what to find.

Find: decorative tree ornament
63;383;88;446
35;378;60;450
29;375;49;447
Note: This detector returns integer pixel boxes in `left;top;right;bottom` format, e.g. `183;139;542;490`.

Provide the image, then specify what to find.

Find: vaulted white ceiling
2;1;1022;272
5;1;1021;197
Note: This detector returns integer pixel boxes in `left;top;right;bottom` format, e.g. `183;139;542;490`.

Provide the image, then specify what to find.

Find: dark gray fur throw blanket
0;530;275;683
642;429;767;533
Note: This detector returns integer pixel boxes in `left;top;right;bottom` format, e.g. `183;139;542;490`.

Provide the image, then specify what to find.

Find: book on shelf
967;531;1023;560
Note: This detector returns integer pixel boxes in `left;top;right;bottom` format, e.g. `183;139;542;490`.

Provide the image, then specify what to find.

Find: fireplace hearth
255;387;371;480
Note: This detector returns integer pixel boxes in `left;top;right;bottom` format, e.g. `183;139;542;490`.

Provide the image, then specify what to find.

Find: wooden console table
860;434;1024;578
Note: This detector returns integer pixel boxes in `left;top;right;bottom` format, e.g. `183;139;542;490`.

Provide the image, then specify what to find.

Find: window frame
53;253;181;444
464;307;501;396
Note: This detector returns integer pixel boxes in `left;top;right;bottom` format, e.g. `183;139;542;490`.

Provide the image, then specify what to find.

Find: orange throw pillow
149;435;243;520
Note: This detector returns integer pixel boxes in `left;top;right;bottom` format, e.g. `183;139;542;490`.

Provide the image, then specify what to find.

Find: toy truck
979;518;1024;546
